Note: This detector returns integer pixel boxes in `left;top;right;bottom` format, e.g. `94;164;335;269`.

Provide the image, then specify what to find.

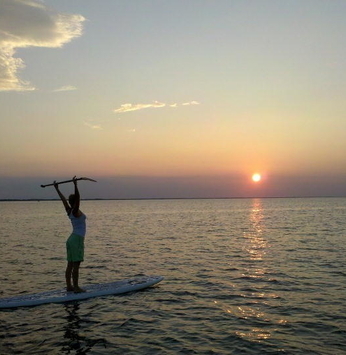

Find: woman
54;177;86;293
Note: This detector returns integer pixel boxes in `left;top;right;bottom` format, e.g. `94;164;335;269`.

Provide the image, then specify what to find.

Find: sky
1;0;346;199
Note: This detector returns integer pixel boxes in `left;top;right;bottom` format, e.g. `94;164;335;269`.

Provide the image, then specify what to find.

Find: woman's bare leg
72;261;85;293
65;262;74;291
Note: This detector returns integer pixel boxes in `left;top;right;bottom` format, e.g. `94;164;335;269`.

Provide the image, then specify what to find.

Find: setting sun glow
252;173;261;182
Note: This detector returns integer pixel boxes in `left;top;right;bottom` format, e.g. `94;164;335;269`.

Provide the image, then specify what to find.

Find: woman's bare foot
74;287;86;293
66;286;74;292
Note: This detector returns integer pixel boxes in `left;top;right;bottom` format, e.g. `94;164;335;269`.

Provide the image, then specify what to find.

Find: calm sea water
0;198;345;355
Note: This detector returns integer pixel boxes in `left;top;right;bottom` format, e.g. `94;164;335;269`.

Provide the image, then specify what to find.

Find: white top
69;212;86;237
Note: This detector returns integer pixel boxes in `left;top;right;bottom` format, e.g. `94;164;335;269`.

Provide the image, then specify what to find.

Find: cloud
84;120;103;130
0;0;85;92
114;100;200;114
114;101;166;113
182;101;200;106
53;85;77;92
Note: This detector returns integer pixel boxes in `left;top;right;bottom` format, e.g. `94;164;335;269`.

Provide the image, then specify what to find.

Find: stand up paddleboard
0;275;163;309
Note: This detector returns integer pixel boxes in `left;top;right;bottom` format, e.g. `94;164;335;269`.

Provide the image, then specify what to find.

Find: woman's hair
69;194;76;207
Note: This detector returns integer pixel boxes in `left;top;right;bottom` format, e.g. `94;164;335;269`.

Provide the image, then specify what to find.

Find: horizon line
1;195;345;202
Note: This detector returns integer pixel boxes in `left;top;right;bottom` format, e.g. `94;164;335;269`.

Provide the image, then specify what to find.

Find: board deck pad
0;275;163;309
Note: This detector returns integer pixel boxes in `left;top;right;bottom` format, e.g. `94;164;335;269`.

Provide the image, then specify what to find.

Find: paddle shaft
41;177;96;188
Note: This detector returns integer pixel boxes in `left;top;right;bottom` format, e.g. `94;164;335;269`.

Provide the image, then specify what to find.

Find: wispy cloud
114;101;166;113
0;0;85;92
182;101;200;106
114;100;200;114
53;85;77;92
84;120;103;130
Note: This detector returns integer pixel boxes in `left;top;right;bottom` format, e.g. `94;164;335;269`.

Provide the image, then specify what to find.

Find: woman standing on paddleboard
54;177;86;293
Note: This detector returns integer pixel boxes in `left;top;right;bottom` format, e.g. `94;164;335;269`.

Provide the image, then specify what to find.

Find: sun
252;173;261;182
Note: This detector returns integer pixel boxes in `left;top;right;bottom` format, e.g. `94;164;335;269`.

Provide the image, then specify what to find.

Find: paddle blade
79;177;97;182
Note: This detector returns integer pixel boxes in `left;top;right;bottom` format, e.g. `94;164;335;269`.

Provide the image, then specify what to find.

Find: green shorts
66;233;85;262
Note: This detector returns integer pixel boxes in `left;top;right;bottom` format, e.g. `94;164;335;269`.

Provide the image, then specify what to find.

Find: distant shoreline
1;196;345;202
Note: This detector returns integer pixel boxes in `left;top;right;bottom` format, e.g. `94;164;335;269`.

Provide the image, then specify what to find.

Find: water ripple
1;198;345;354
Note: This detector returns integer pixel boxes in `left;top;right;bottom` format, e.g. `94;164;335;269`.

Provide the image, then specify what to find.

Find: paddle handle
41;177;97;188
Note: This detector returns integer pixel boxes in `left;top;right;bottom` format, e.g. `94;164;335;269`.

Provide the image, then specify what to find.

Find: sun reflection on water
244;198;267;261
220;199;286;342
210;199;288;342
235;328;272;342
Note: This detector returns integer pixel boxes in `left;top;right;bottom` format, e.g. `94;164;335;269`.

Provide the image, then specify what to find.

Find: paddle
41;177;97;188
